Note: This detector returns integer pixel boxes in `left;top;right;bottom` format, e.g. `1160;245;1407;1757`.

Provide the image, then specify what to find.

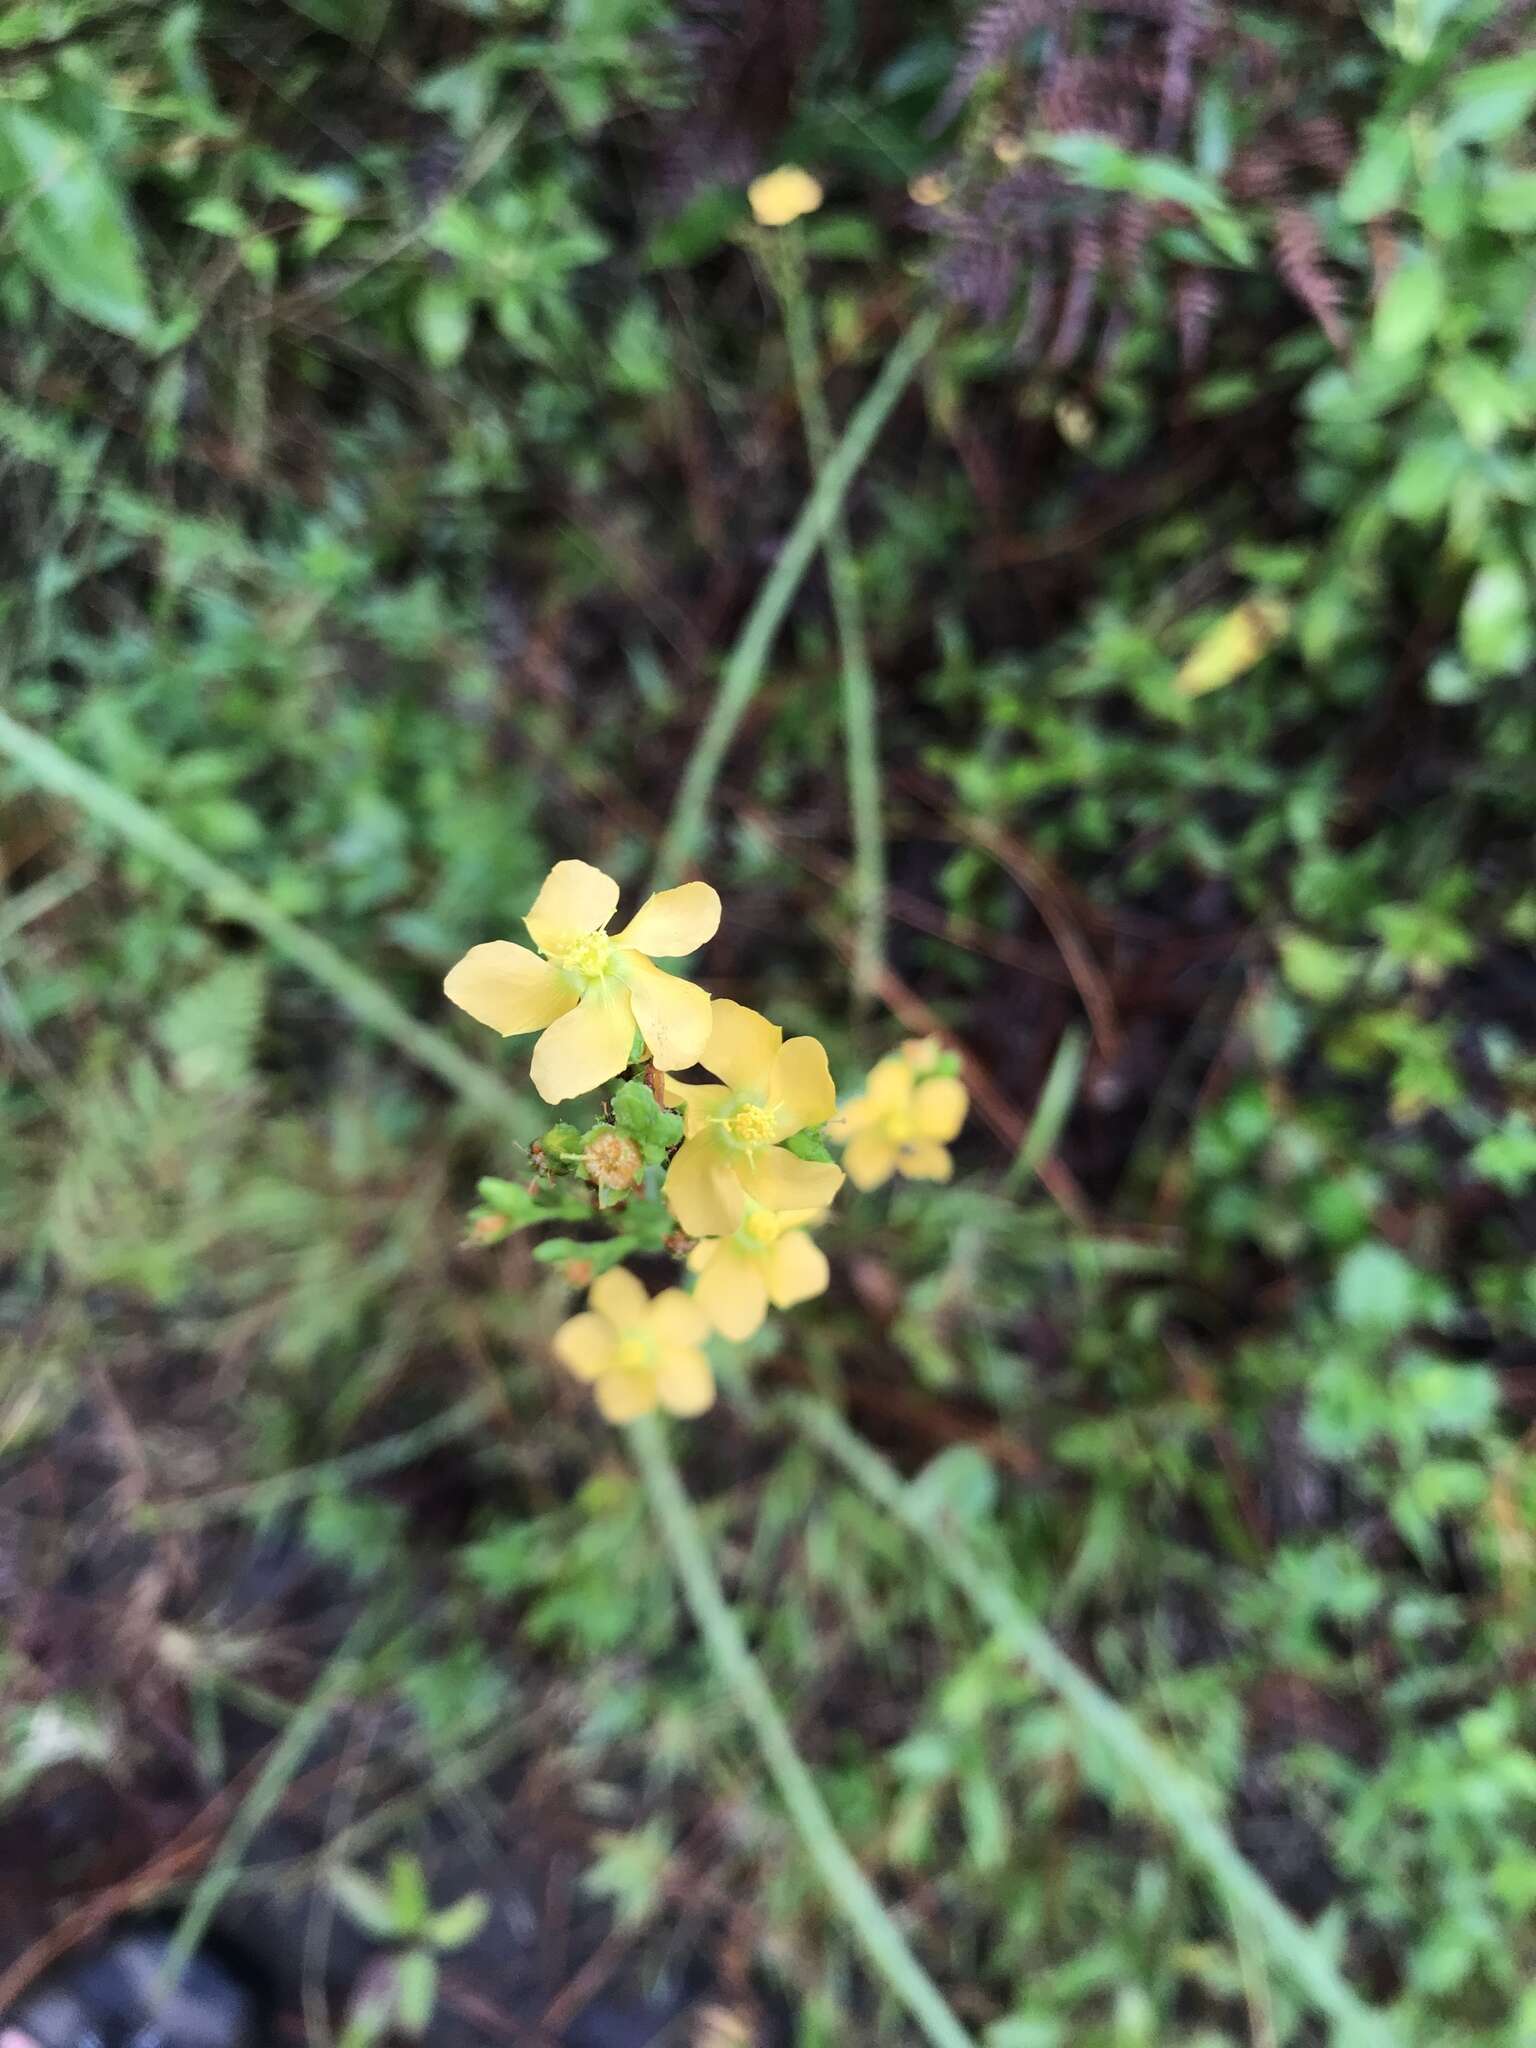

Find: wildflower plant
446;869;966;1421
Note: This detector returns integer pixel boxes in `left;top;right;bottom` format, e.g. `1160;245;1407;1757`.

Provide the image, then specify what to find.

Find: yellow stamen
742;1211;779;1246
725;1103;777;1147
616;1335;651;1371
550;931;613;979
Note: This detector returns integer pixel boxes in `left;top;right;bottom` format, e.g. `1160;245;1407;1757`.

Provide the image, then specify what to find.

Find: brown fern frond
1048;222;1105;365
936;0;1066;124
1273;205;1347;352
1173;268;1219;368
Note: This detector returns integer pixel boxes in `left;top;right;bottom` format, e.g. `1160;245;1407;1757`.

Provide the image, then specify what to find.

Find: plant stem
626;1412;979;2048
769;229;887;998
787;1395;1403;2048
653;306;941;890
0;705;537;1143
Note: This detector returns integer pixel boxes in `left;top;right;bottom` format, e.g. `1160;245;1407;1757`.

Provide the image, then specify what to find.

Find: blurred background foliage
3;0;1536;2042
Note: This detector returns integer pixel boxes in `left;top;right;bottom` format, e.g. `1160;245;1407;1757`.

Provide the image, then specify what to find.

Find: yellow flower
663;1001;844;1237
748;165;823;228
688;1204;829;1341
552;1266;714;1422
830;1053;968;1190
444;860;720;1104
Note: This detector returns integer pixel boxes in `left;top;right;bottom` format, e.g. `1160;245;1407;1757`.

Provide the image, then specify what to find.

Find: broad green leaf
0;107;155;341
1460;560;1531;674
1372;254;1444;356
1339;124;1413;221
1444;52;1536;145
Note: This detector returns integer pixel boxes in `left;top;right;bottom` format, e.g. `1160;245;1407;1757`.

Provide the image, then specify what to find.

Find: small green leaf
427;1891;491;1951
0;107;155;341
412;278;471;368
1277;931;1359;1003
1334;1243;1417;1334
395;1950;438;2037
329;1867;401;1940
610;1077;683;1164
533;1235;637;1274
1460;560;1531;676
388;1852;429;1934
783;1126;833;1163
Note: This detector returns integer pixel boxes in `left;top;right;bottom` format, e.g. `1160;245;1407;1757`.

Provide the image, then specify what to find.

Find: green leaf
329;1866;401;1940
610;1077;683;1164
427;1891;491;1951
1437;353;1532;447
1036;134;1252;261
1277;931;1359;1003
908;1447;998;1528
1444;52;1536;145
783;1126;833;1163
0;107;155;341
1334;1243;1417;1334
388;1852;429;1933
1372;254;1444;356
533;1234;637;1274
643;183;741;269
1460;560;1531;676
412;278;472;368
395;1950;438;2037
1338;124;1414;221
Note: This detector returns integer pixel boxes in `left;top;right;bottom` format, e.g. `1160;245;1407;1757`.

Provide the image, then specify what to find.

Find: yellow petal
768;1035;836;1136
898;1140;953;1182
622;955;713;1072
649;1287;710;1349
551;1311;616;1382
694;1246;768;1341
664;1079;732;1135
701;1000;781;1091
444;942;576;1036
747;165;823;228
843;1129;898;1190
737;1146;844;1213
595;1368;656;1423
914;1075;968;1142
529;983;636;1103
655;1348;715;1417
867;1056;914;1110
665;1133;746;1237
524;860;621;954
687;1240;718;1274
613;882;721;957
767;1230;829;1310
589;1266;649;1329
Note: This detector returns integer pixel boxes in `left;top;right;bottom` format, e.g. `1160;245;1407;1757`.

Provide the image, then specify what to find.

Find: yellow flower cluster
446;866;968;1421
829;1038;969;1189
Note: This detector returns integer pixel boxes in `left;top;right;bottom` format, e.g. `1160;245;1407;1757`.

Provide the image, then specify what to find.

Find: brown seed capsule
582;1128;643;1192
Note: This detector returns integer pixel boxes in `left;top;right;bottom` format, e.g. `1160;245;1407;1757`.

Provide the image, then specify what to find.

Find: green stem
0;705;536;1142
627;1412;978;2048
770;230;887;997
787;1396;1403;2048
653;306;941;889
